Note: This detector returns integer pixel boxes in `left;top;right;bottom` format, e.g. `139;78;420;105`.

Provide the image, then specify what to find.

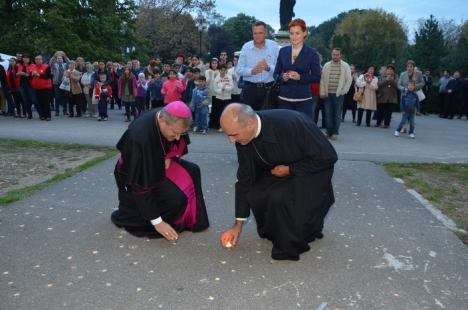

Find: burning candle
225;241;232;248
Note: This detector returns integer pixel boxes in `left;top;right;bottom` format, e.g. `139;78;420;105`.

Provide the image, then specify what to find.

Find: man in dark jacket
219;103;337;261
446;71;464;119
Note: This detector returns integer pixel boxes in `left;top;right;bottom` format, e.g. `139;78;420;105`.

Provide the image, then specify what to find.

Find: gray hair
233;103;257;125
160;109;193;128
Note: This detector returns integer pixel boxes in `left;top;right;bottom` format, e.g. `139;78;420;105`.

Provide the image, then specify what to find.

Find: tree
222;13;257;51
0;0;137;61
207;25;235;59
413;15;446;73
135;0;216;62
306;11;357;60
333;9;408;71
449;21;468;75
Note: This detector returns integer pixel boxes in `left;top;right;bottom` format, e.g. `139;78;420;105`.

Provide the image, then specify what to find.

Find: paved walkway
0;110;467;309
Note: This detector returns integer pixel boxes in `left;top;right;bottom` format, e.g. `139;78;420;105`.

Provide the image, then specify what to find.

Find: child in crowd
191;76;209;134
212;64;233;131
147;69;164;108
93;73;112;121
135;72;148;117
394;81;420;138
161;69;185;105
183;67;198;105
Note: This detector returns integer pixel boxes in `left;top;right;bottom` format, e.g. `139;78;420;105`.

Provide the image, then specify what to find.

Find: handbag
353;88;364;102
262;79;281;110
416;89;426;102
59;77;70;92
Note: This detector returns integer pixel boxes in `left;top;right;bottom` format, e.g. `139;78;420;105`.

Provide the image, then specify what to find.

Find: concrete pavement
0;110;467;309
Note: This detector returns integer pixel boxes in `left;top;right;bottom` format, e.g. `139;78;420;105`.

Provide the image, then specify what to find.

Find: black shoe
55;112;59;116
271;248;300;261
46;118;51;121
69;115;74;118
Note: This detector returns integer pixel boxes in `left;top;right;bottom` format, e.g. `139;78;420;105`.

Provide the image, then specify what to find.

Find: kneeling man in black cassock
111;101;209;240
220;103;337;261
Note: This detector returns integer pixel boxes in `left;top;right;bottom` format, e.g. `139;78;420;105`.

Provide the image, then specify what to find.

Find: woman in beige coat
356;64;378;126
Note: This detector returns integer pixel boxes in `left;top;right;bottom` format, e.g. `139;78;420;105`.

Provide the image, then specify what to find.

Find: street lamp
197;23;205;56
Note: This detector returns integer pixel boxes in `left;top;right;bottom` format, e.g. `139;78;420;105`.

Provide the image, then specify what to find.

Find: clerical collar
254;114;262;138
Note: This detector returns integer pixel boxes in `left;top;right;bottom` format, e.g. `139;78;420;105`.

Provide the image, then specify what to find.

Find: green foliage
135;7;200;62
222;13;257;51
450;22;468;75
208;25;235;58
413;15;446;73
333;9;408;70
0;0;137;61
307;11;357;60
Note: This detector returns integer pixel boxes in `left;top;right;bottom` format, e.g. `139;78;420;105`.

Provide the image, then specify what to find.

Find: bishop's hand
165;158;171;169
154;221;178;241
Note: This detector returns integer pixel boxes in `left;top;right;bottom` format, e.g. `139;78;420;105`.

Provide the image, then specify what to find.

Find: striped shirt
327;61;341;94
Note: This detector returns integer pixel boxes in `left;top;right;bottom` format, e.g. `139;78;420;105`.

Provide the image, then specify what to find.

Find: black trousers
36;89;52;119
151;99;164;109
376;102;394;126
357;108;372;126
342;100;357;121
12;90;24;116
69;93;85;116
243;82;270;110
209;97;229;129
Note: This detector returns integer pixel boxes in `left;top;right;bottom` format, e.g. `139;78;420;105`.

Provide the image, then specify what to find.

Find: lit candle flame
225;241;232;248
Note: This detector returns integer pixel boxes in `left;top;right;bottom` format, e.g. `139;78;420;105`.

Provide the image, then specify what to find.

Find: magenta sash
165;140;197;230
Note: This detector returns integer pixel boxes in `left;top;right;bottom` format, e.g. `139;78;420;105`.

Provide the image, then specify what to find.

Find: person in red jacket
16;54;37;119
30;55;53;121
6;57;25;117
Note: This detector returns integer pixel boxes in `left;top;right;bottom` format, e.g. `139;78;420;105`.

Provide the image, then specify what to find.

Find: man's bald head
220;103;258;145
221;103;256;126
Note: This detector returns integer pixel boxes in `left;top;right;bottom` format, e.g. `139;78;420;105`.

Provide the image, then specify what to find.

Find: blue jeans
396;112;415;134
195;105;209;131
278;98;315;119
324;94;344;136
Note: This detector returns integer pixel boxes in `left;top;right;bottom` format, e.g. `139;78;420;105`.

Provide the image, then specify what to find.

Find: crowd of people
1;19;467;138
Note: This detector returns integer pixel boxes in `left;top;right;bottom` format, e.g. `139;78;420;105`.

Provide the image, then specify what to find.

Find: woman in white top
227;55;242;102
356;64;378;127
81;63;96;117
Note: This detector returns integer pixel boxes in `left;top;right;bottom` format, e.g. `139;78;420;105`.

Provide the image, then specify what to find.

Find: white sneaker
192;126;198;133
394;131;400;137
409;133;415;139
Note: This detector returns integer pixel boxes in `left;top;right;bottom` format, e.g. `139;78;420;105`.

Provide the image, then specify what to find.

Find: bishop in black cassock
111;102;209;240
220;103;337;261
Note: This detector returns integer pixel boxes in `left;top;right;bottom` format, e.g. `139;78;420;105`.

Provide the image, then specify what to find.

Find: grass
0;139;117;206
384;163;468;244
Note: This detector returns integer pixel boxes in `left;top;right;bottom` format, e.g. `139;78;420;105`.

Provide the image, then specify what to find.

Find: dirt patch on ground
0;142;107;196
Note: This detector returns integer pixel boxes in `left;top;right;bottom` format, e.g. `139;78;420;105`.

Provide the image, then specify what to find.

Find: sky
215;0;467;36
